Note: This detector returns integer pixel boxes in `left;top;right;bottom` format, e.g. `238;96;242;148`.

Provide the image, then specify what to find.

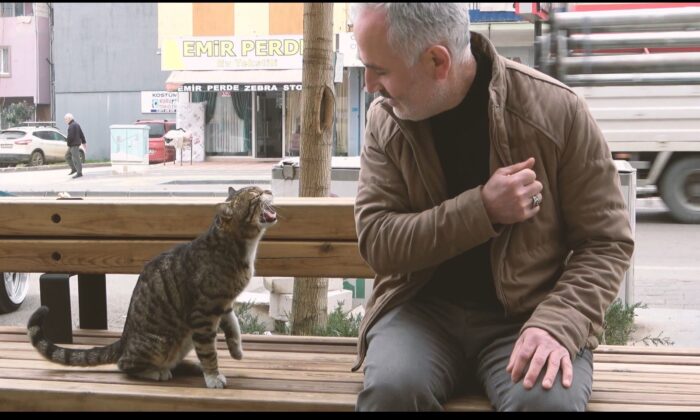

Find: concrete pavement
0;159;277;198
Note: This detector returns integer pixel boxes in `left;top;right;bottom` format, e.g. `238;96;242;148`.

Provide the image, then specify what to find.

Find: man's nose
364;71;380;93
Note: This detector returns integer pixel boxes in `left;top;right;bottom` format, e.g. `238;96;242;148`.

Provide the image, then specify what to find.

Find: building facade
0;2;51;127
157;3;537;161
158;3;361;159
53;3;175;160
39;3;539;162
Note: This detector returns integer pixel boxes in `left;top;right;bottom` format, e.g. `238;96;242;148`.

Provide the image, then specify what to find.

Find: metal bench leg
39;273;73;344
77;274;108;329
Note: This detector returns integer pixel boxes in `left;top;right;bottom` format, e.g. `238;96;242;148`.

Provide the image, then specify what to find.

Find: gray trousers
65;146;82;174
356;296;593;411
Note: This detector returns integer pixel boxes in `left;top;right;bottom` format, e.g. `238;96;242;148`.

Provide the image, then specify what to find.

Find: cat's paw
204;372;227;389
230;346;243;360
227;339;243;360
159;369;173;381
135;368;172;382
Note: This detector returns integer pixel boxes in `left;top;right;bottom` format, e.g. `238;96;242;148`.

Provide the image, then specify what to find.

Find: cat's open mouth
261;208;277;224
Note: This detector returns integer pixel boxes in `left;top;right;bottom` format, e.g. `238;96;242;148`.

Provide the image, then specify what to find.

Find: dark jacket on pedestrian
66;120;86;147
352;32;635;371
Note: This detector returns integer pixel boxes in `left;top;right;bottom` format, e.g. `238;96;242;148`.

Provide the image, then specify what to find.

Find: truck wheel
0;272;29;314
660;156;700;223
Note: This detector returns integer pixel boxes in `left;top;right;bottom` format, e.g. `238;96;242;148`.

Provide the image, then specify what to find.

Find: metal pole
553;7;700;31
561;52;700;74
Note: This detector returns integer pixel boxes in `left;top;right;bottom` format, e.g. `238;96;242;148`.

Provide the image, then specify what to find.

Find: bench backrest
0;197;373;278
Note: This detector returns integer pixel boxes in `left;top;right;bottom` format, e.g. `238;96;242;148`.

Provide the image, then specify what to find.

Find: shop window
333;69;350;156
284;91;302;156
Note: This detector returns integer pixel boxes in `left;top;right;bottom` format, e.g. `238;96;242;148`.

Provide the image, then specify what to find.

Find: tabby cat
27;186;277;389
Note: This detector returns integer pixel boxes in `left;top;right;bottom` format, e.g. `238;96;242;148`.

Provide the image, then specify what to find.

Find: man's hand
506;327;573;390
481;157;543;225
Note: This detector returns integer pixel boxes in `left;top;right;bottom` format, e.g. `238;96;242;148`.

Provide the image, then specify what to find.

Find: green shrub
599;299;645;345
275;302;363;337
233;300;267;334
319;302;362;337
1;101;35;129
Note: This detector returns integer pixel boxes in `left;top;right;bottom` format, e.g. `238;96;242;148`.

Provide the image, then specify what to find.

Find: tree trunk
291;3;335;336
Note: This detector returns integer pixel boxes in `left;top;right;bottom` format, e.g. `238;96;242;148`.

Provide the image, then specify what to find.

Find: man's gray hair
64;113;74;121
349;3;471;66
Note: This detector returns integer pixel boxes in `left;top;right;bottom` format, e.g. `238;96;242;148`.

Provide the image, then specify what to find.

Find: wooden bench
0;196;699;411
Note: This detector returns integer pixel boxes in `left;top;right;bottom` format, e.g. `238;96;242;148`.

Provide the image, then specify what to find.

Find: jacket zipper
488;100;512;318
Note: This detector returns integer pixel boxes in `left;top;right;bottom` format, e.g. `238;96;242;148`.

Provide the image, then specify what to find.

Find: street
635;200;700;310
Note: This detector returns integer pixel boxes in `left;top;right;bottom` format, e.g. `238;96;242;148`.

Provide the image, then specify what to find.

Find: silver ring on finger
531;194;542;209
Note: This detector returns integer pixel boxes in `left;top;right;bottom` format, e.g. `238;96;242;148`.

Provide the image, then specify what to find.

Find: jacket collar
377;32;511;205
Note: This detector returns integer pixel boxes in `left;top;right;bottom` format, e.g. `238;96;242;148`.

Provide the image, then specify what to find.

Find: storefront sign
162;35;304;71
141;91;178;113
177;83;302;93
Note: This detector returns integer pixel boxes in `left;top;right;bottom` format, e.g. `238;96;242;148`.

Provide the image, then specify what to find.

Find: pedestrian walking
64;113;86;178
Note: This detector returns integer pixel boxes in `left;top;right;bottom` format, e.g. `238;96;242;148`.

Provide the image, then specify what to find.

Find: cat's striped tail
27;306;122;366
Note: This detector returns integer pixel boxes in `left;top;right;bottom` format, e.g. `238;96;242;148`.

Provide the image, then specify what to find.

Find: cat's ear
216;203;234;220
227;187;237;199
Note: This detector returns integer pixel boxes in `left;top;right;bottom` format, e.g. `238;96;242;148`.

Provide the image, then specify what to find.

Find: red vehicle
135;119;177;164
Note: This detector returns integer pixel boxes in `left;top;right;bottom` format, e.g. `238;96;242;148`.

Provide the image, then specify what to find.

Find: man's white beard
392;84;452;122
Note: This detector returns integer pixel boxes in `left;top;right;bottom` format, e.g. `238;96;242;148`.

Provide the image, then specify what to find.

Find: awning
165;69;302;93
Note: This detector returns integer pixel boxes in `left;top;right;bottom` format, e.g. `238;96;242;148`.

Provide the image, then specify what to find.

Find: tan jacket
352;32;634;372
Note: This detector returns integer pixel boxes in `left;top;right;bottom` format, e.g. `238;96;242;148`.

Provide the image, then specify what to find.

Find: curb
0;162;112;173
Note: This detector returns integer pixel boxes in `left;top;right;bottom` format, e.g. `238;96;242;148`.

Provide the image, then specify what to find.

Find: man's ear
424;45;451;80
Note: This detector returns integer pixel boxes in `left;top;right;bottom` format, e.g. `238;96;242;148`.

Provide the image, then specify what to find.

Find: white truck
537;6;700;223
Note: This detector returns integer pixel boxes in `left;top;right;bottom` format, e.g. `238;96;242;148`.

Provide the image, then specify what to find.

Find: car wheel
80;149;86;163
0;272;29;314
29;150;45;166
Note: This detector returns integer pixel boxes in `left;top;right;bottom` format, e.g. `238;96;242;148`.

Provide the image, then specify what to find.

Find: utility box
109;124;150;174
615;160;637;306
271;156;361;197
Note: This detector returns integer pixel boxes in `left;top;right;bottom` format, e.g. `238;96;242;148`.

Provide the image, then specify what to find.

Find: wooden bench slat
586;402;700;411
1;327;359;347
594;362;700;374
0;197;358;241
596;345;700;356
594;371;700;385
0;347;359;366
0;357;358;375
0;239;373;278
592;380;700;394
589;390;700;406
594;353;700;366
0;367;363;395
0;378;357;411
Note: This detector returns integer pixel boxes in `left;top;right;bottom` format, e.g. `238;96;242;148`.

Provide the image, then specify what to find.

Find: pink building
0;2;51;126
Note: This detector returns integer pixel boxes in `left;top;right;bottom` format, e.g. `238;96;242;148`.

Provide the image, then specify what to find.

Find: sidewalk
0;159;276;198
629;308;700;347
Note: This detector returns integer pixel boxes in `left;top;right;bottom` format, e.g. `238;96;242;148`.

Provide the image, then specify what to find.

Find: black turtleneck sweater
421;47;502;311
